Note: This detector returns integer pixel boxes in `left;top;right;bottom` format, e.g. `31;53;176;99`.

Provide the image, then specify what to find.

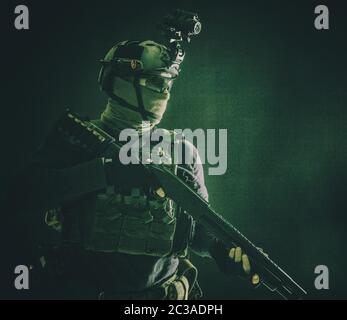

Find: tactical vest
88;128;187;257
46;127;191;258
84;185;177;256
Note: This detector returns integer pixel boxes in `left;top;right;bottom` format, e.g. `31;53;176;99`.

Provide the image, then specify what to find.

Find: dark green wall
2;0;347;299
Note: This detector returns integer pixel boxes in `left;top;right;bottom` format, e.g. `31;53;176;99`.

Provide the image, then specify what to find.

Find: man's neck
100;99;153;136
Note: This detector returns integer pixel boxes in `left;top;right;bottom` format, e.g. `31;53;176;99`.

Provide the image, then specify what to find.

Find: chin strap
107;78;160;122
108;92;139;114
133;75;148;121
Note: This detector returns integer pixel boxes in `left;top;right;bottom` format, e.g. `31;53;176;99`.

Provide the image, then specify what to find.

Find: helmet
98;40;184;121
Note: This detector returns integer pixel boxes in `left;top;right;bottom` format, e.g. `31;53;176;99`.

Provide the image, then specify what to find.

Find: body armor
45;127;191;258
85;185;177;256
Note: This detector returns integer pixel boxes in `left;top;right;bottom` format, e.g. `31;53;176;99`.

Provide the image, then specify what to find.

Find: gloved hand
210;239;261;286
102;157;160;190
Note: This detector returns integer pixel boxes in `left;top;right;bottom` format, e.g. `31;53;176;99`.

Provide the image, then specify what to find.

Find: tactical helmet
98;40;184;121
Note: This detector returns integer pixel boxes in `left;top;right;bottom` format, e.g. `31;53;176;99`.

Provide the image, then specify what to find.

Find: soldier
8;40;259;299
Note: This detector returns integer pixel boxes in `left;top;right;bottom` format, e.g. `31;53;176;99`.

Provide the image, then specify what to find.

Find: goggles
138;72;176;94
101;57;178;94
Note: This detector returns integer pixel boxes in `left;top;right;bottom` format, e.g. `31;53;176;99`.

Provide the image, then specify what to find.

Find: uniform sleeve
8;149;108;213
176;139;216;258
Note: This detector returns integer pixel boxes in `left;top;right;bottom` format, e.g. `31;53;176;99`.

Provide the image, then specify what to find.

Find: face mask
101;77;170;132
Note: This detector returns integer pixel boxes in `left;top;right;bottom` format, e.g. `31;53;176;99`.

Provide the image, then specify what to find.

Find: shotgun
51;109;307;300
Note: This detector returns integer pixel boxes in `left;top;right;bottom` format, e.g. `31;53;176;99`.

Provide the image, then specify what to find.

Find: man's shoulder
154;127;198;151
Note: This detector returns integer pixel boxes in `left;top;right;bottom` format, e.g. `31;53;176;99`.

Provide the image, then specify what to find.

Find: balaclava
100;40;180;133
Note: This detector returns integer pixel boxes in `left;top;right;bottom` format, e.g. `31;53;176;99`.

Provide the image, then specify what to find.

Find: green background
2;0;347;299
